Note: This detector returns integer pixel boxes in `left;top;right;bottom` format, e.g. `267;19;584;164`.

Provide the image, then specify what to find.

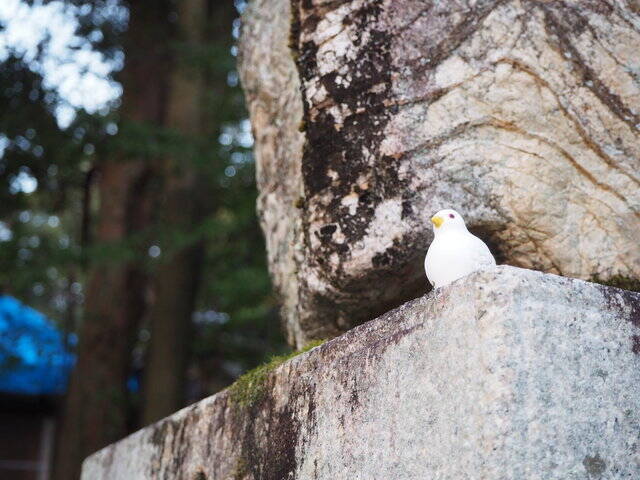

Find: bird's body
425;209;496;288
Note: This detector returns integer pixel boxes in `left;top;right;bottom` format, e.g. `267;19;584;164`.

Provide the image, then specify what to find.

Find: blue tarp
0;295;75;396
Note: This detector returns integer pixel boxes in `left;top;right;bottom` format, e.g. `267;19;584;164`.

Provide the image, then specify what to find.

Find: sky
0;0;122;195
0;0;253;316
0;0;251;196
0;0;121;127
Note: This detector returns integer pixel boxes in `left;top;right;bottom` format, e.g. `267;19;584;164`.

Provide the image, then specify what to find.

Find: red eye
449;214;455;219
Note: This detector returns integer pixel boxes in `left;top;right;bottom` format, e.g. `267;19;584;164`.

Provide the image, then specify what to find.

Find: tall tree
141;0;237;425
142;0;234;424
52;2;175;479
1;1;286;476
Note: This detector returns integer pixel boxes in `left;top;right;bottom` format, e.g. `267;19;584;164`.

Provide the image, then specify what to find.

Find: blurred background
0;1;288;479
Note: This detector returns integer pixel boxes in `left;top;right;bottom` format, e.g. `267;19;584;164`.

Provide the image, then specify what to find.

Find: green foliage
228;340;326;408
0;0;287;408
0;52;92;321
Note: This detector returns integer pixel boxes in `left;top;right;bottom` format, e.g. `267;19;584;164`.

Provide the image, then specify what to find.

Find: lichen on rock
81;267;640;479
591;275;640;293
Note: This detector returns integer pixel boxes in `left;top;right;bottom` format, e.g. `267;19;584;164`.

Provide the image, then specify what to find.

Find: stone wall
239;0;640;347
82;266;640;479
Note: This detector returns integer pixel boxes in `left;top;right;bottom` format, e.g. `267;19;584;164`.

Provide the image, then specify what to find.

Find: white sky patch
0;221;13;242
219;119;254;149
193;309;230;326
0;134;8;157
238;119;253;148
0;0;121;126
48;215;60;227
10;168;38;194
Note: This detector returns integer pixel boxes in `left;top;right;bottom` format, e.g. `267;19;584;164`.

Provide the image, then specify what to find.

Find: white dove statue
425;209;496;288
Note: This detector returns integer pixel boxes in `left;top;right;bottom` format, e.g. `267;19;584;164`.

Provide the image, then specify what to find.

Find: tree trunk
140;204;204;426
239;0;640;348
141;0;237;426
52;2;174;479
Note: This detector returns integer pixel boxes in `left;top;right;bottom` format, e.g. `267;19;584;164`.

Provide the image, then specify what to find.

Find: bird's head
430;209;467;234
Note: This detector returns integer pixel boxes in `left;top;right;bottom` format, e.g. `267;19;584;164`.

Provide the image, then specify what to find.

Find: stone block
82;266;640;479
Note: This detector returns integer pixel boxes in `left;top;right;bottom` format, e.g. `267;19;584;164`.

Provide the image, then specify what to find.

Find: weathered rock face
82;266;640;479
239;0;640;347
239;0;308;345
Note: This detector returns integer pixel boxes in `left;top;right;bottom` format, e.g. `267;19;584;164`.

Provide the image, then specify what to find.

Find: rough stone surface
238;0;308;344
82;266;640;479
239;0;640;347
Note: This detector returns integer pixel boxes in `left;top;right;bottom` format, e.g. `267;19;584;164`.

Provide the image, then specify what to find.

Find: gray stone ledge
82;266;640;480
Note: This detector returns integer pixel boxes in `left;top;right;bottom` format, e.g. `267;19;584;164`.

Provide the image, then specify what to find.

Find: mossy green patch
288;2;301;60
591;275;640;293
231;457;249;480
228;339;325;408
193;471;207;480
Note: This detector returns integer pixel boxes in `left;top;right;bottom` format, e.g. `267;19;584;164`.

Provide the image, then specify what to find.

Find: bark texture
141;0;209;428
142;0;239;427
239;0;640;347
82;266;640;479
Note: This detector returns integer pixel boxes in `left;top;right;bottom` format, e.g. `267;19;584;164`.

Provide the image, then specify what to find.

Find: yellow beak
431;216;444;228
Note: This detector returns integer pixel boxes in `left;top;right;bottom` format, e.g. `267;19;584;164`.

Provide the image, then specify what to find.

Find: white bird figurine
424;208;496;288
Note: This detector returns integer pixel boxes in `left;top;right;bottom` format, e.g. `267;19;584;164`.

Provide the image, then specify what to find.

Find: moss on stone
591;275;640;293
228;339;325;408
193;471;207;480
231;457;249;480
288;2;301;60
